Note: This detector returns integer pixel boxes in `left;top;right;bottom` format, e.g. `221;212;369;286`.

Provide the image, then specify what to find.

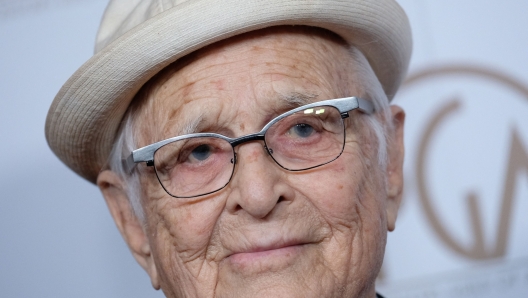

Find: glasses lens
265;106;345;170
153;136;234;198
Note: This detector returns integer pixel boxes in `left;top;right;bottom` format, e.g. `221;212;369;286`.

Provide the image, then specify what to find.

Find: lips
223;238;311;270
230;239;305;255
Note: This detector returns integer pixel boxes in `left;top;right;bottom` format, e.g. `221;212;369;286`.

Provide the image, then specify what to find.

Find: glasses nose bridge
230;132;266;148
229;133;269;165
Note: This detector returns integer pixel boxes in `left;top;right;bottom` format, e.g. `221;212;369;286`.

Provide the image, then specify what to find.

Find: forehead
132;26;365;145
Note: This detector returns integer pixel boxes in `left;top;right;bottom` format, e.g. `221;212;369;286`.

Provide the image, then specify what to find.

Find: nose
225;142;294;218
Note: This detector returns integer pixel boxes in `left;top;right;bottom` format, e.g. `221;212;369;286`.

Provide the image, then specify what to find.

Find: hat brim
45;0;412;183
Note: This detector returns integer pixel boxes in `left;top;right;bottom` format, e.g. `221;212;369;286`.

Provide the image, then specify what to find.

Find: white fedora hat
45;0;412;183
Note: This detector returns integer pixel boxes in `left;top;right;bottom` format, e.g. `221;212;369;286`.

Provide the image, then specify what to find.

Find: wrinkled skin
98;27;405;298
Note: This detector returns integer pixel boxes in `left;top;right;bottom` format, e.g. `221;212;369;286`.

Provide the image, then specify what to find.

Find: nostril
277;196;285;204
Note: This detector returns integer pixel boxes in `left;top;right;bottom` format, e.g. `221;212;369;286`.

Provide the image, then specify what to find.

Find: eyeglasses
126;96;374;198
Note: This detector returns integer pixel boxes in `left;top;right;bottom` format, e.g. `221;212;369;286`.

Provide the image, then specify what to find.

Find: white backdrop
379;1;528;297
0;1;526;297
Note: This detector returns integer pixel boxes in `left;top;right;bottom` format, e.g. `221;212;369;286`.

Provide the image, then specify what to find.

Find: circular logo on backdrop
398;65;528;260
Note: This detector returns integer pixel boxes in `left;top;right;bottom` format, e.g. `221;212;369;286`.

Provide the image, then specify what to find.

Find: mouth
225;241;311;271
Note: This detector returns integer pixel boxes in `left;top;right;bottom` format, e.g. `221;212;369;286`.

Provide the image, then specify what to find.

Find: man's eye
289;123;314;138
190;144;212;161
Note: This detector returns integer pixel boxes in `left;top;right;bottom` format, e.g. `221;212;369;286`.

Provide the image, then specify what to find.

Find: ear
97;170;160;290
385;105;405;232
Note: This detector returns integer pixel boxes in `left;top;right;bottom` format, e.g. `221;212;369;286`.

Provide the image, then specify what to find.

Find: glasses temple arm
356;97;375;114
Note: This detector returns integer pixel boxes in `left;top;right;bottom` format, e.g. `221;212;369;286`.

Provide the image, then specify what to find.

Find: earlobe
97;170;159;290
385;105;405;231
141;242;160;290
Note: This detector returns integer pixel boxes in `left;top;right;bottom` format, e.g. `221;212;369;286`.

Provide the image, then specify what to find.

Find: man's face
101;27;404;298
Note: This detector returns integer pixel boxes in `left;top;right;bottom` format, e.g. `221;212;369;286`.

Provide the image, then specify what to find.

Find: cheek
293;156;363;224
144;191;225;263
292;147;386;231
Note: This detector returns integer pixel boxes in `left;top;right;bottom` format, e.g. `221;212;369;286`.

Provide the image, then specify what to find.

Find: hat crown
95;0;188;53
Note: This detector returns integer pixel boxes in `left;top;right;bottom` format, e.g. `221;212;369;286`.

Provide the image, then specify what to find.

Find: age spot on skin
335;165;347;173
247;152;259;164
212;79;225;91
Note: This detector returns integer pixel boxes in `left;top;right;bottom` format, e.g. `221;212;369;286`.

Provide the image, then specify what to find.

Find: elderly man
46;0;411;297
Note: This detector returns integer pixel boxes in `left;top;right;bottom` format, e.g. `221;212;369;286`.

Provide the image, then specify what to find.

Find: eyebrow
163;111;204;138
178;91;319;136
182;113;204;135
279;92;319;108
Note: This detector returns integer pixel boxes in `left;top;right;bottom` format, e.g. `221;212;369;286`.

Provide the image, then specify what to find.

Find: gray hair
107;46;393;223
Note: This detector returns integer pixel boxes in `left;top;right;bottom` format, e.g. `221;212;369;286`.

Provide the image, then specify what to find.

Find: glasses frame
125;96;374;198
